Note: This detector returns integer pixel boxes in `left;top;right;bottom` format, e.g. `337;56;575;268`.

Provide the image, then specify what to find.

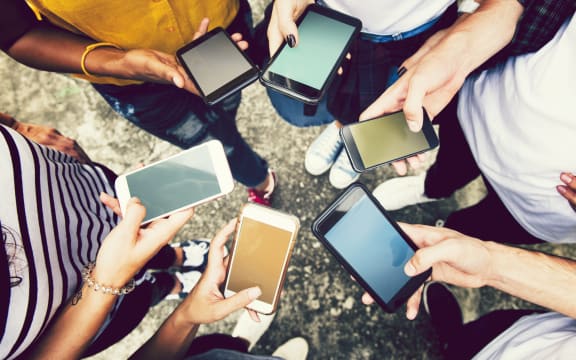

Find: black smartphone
260;4;361;105
340;109;439;172
311;183;431;313
176;27;259;105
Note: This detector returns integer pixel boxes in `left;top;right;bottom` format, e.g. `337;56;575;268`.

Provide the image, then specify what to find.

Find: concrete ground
1;1;574;358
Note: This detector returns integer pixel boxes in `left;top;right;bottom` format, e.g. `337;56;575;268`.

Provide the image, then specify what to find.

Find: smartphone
311;183;431;313
340;110;439;172
224;204;300;314
115;140;234;225
260;4;361;104
176;27;259;105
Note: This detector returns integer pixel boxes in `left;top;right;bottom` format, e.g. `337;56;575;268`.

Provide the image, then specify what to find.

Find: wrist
83;45;125;78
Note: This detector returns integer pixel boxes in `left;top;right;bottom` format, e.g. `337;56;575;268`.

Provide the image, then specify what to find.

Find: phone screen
179;30;253;96
227;217;293;304
350;112;431;169
267;10;356;90
125;146;221;223
323;189;414;304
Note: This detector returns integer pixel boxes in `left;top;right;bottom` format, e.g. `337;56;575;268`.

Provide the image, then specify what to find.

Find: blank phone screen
126;147;220;223
268;10;356;90
227;218;292;304
179;31;253;96
350;112;430;168
325;191;413;303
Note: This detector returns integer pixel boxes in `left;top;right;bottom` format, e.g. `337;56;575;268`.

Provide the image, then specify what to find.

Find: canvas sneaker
272;337;309;360
231;311;277;351
372;172;437;211
304;123;343;176
328;149;360;189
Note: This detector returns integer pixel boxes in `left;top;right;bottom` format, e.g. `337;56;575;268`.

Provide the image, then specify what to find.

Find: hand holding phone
260;4;361;104
340;109;438;172
177;27;259;105
224;204;300;314
312;183;431;313
114;140;234;225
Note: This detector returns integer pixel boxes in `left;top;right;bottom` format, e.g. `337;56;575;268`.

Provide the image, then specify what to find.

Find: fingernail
286;34;296;48
406;308;417;320
404;262;416;276
407;120;420;132
397;66;407;77
248;287;262;300
561;173;573;184
557;185;567;194
130;197;141;204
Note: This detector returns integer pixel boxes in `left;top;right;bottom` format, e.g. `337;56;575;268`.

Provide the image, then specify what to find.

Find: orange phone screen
228;217;292;304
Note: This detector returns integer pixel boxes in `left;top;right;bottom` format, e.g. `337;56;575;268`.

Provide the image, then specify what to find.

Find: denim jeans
93;83;268;187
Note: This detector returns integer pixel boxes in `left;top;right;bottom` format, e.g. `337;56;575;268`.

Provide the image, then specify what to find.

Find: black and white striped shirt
0;125;120;359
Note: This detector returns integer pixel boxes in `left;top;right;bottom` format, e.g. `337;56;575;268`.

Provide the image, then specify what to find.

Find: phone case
225;203;300;314
259;4;362;104
311;183;431;312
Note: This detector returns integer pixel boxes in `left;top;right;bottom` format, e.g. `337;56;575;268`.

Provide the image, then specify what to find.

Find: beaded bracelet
81;261;135;295
80;42;122;77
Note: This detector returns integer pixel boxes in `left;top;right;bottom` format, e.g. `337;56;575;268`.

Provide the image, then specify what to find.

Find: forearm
26;284;117;359
7;23;126;77
485;241;576;318
130;308;200;360
439;0;524;77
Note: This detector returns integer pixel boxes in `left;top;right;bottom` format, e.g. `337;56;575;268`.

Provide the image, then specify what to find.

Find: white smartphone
114;140;234;225
224;204;300;314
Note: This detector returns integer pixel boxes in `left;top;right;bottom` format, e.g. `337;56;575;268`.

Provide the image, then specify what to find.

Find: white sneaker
272;337;309;360
231;311;276;351
304;122;343;176
329;149;360;189
164;270;202;301
372;172;437;211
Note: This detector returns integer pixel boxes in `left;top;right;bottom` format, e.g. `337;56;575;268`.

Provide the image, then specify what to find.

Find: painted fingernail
397;66;407;77
561;173;573;184
286;34;296;48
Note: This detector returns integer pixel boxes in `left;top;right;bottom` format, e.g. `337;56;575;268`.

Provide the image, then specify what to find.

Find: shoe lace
310;125;342;157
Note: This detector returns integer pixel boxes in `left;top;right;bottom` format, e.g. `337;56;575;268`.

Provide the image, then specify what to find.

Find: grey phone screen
267;11;356;90
325;191;413;303
126;148;220;223
179;31;253;96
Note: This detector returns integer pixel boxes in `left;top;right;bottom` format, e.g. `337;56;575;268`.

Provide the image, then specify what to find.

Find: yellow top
26;0;240;85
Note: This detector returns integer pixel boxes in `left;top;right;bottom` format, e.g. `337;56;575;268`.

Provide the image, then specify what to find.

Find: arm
130;220;262;360
371;224;576;320
26;196;194;359
0;112;91;164
360;0;525;130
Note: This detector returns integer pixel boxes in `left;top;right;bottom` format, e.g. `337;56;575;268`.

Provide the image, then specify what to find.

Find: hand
94;197;194;287
361;223;492;320
557;172;576;212
12;120;92;164
267;0;314;55
180;219;262;324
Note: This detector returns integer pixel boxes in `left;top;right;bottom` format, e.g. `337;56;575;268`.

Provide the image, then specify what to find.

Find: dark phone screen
323;189;414;303
179;31;253;96
267;10;356;90
350;112;431;168
126;146;220;223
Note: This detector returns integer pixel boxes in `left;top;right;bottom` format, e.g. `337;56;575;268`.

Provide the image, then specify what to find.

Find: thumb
359;87;403;121
118;197;146;232
404;240;455;277
214;286;262;318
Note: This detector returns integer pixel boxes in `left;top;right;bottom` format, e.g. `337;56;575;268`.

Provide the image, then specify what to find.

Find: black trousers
424;98;544;245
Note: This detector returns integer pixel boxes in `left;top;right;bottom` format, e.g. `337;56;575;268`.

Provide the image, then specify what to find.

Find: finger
213;287;262;320
397;222;455;248
361;292;374;305
560;172;576;189
406;155;423;170
405;285;423;320
404;240;462;277
276;3;301;48
359;87;404;121
204;219;237;276
391;160;408;176
117;197;146;235
99;192;122;217
247;309;261;322
193;18;210;40
403;74;428;132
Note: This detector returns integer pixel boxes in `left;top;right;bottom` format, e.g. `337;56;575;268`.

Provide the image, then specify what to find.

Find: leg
445;181;545;244
92;83;268;188
445;309;541;359
424;97;482;199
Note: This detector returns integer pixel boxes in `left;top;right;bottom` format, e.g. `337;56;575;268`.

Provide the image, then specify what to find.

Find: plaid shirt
484;0;576;68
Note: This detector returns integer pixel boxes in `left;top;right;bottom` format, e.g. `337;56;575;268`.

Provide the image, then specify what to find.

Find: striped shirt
0;125;120;359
